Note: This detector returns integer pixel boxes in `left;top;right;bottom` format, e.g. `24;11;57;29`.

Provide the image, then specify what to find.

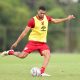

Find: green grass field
0;53;80;80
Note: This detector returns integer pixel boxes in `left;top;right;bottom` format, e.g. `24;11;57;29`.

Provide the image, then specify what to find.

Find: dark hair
38;6;46;11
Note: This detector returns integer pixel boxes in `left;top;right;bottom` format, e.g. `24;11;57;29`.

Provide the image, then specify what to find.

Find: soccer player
1;6;75;76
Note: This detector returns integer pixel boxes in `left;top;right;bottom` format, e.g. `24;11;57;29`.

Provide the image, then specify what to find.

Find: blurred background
0;0;80;53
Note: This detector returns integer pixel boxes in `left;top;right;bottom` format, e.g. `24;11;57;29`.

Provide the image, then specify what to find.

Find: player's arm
15;26;31;44
14;26;31;44
11;26;31;49
51;15;75;24
11;18;34;49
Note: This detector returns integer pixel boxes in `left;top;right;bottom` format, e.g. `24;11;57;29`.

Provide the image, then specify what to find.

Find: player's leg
15;41;36;58
1;50;29;58
40;49;51;76
10;51;29;58
42;50;50;68
41;50;51;73
38;42;51;76
1;41;36;58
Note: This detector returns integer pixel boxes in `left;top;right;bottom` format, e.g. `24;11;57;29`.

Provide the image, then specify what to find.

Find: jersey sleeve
27;18;35;28
46;16;53;22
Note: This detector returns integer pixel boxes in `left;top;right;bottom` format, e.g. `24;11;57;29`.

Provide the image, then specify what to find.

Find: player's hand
11;42;17;49
67;15;75;20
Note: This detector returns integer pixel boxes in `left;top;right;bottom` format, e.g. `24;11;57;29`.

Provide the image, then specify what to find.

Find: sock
40;67;45;74
8;49;14;55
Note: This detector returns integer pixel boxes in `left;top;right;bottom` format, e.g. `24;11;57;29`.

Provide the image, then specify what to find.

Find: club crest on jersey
41;21;44;25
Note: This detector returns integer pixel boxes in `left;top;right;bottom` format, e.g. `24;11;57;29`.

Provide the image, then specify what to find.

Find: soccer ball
30;67;41;76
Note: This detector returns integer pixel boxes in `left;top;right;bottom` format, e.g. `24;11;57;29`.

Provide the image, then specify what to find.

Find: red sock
8;50;14;55
40;67;45;74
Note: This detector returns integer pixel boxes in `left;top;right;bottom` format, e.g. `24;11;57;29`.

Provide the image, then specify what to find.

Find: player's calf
17;52;28;58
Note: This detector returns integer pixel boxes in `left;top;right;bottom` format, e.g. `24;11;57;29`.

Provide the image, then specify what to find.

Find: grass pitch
0;53;80;80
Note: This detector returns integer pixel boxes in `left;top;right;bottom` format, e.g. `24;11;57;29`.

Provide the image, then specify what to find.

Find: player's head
37;6;46;19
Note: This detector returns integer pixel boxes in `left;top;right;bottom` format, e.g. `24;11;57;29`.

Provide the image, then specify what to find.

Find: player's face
37;10;46;19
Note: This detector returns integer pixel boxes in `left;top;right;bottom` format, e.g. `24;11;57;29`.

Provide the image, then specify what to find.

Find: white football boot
41;73;51;76
1;51;9;56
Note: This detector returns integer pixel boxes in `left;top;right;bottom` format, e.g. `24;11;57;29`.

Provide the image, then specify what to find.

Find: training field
0;53;80;80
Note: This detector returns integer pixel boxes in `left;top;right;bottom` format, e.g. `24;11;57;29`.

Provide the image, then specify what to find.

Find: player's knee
43;50;51;59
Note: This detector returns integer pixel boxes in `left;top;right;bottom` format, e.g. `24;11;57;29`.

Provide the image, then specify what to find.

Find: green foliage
35;0;58;9
0;0;80;52
47;7;66;52
0;0;31;50
0;26;7;51
0;0;31;28
48;7;66;17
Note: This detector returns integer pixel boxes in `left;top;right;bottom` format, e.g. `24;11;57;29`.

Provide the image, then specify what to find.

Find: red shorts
22;41;50;56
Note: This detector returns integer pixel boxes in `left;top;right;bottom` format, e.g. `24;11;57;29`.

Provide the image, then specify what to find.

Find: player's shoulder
27;17;35;28
29;17;34;21
45;15;53;22
28;17;35;24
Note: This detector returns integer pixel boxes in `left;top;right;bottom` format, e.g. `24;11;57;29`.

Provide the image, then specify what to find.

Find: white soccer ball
30;67;41;76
